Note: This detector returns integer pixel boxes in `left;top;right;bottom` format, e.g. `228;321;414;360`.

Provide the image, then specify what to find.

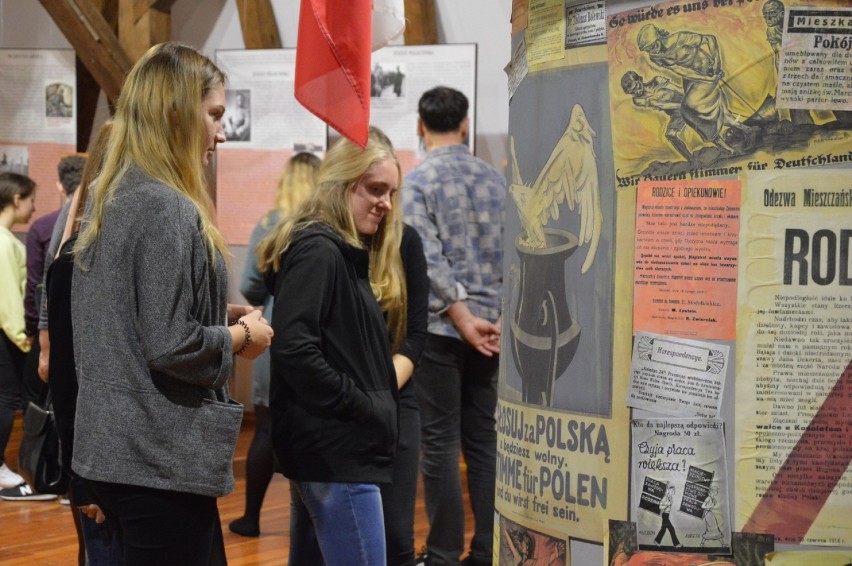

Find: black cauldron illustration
510;228;581;406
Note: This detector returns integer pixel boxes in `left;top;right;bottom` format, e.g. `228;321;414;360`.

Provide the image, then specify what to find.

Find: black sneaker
0;483;58;501
414;546;429;566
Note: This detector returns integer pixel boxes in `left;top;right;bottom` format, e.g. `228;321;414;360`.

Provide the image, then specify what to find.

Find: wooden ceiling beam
133;0;177;24
236;0;282;49
38;0;133;102
119;0;170;62
403;0;438;45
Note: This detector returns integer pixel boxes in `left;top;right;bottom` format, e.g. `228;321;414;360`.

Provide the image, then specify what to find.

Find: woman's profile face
349;157;398;236
201;84;226;166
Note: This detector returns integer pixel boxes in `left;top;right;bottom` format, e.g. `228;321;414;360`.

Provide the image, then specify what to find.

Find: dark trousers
0;333;27;465
655;512;680;547
381;381;421;566
87;480;227;566
415;334;498;565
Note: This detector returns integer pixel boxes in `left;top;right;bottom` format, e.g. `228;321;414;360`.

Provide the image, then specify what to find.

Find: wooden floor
0;413;474;565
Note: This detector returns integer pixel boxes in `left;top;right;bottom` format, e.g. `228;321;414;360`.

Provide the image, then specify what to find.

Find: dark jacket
268;224;398;483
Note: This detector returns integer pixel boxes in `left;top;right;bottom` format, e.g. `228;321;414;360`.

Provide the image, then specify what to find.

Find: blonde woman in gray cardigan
71;42;273;565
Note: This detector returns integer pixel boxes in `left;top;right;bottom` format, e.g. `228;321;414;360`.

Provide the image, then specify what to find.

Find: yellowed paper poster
498;53;630;558
735;168;852;546
527;0;566;66
776;6;852;112
607;0;852;191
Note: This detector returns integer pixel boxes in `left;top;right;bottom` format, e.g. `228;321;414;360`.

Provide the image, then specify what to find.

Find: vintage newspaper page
564;1;606;49
527;0;566;66
633;179;740;339
628;331;729;419
607;0;852;192
776;6;852;112
735;168;852;545
631;418;731;554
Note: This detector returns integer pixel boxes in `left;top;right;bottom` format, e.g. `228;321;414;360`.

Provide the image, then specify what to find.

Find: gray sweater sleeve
133;195;232;388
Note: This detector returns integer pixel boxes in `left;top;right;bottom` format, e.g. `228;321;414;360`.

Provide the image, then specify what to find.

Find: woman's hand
232;309;274;360
227;303;257;322
38;330;50;382
79;504;106;524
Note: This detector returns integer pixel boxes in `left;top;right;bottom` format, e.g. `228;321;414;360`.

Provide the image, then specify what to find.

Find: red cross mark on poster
743;359;852;542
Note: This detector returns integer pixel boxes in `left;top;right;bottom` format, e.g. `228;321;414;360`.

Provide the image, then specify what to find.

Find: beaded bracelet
235;319;252;356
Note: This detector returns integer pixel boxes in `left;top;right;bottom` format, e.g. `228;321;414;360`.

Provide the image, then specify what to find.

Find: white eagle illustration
509;103;602;273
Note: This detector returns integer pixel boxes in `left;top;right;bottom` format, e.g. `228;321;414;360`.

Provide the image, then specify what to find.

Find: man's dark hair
418;86;468;133
0;172;36;209
57;154;86;195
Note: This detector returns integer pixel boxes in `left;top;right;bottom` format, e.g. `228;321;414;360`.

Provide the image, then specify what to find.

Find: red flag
295;0;372;148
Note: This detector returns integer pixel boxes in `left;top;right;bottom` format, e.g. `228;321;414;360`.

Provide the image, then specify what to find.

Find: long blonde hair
257;129;408;350
75;42;228;260
260;152;321;229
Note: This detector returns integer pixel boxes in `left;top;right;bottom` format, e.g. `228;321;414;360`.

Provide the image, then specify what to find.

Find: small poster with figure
631;418;731;554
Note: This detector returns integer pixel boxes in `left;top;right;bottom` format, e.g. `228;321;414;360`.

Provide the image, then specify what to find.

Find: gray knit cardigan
71;167;241;497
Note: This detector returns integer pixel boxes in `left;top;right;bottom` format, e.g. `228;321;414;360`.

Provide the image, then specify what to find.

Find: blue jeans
289;480;386;566
79;511;123;565
415;334;498;565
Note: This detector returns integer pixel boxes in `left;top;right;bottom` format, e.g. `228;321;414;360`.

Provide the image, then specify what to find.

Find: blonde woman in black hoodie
257;129;404;566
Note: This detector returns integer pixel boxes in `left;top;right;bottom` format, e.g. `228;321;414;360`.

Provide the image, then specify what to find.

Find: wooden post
403;0;438;45
236;0;282;49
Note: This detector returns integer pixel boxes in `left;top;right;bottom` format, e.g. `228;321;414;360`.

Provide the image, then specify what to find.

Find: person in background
46;120;123;565
403;86;504;566
36;153;89;383
70;42;273;564
257;129;403;566
22;155;86;425
229;151;321;538
0;172;56;501
368;126;430;566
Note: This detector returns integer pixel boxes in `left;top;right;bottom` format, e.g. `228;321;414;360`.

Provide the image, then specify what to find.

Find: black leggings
0;333;26;465
381;383;421;566
87;480;227;566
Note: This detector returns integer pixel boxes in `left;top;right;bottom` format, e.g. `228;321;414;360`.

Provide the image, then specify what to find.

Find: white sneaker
0;464;25;489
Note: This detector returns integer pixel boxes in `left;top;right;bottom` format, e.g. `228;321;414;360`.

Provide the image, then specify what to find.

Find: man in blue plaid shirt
403;86;506;566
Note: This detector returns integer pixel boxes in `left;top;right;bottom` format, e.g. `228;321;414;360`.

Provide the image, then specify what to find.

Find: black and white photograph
224;88;251;142
45;82;72;118
370;61;406;98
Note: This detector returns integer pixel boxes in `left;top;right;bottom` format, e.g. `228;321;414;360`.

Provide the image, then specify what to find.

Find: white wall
1;1;513;168
170;0;513;170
